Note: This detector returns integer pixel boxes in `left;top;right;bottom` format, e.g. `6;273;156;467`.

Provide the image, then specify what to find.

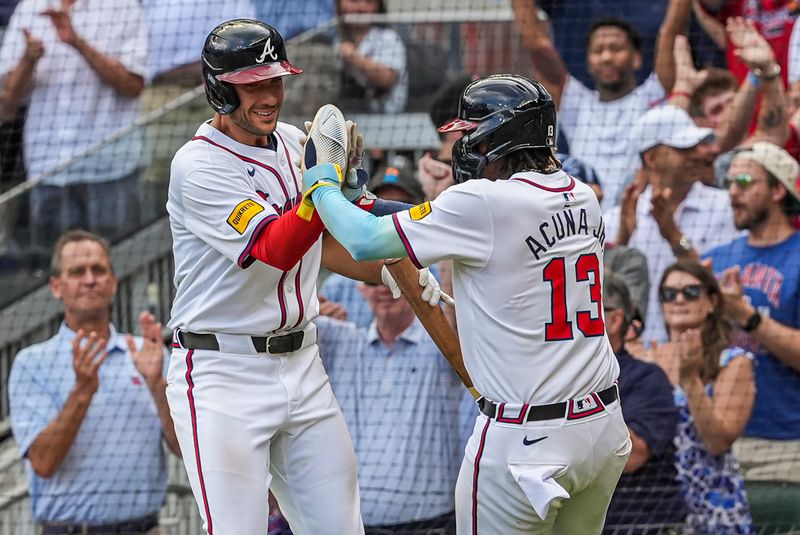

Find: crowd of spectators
1;0;800;533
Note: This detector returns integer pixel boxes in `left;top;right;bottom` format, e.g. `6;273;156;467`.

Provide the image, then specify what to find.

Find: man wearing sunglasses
704;141;800;532
604;104;740;346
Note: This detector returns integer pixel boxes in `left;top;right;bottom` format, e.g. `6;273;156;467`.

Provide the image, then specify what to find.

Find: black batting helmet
438;74;556;183
202;19;302;115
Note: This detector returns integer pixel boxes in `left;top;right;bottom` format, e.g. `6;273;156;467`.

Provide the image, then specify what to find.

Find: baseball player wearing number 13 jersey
304;75;632;534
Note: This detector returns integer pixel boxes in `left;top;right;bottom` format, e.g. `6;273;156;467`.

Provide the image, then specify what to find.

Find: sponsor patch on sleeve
227;199;265;234
408;201;432;221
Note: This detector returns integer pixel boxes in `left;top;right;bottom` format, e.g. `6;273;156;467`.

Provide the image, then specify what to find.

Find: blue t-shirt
705;233;800;439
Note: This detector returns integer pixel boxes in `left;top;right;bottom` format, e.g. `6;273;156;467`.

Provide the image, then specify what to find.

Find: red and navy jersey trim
276;270;289;330
511;175;576;193
290;259;305;329
185;350;213;534
391;213;423;269
192;135;291;200
472;417;491;534
237;214;278;268
274;131;301;196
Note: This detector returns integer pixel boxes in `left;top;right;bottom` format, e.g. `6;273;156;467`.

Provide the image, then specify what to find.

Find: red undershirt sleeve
249;204;325;271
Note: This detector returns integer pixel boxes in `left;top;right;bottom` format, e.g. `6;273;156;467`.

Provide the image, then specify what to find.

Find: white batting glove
380;265;403;299
380;265;443;306
418;267;443;306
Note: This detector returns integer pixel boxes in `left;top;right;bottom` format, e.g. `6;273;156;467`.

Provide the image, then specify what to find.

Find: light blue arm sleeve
312;185;409;261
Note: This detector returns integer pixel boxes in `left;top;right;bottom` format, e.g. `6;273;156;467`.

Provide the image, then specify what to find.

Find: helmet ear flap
203;68;239;115
452;136;488;183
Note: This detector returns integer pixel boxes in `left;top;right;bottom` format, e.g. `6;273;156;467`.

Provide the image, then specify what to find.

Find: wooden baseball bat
385;258;480;399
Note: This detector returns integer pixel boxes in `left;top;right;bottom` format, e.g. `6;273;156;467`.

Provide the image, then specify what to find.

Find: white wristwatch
672;235;694;256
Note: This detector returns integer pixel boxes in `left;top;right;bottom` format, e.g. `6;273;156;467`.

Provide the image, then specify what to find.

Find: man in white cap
704;142;800;532
605;104;739;344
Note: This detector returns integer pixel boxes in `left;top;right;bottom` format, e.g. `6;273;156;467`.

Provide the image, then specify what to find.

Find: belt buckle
267;330;304;354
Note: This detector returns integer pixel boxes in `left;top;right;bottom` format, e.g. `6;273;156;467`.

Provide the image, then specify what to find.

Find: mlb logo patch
563;192;576;203
566;392;604;420
131;376;142;386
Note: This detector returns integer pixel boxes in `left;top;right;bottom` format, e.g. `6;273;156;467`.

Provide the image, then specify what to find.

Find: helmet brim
217;61;303;84
437;118;479;133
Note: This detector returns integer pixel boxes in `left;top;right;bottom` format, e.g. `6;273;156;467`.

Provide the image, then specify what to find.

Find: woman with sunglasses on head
648;260;755;534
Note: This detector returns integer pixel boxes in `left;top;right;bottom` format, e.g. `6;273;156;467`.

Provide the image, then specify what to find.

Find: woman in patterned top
648;260;755;534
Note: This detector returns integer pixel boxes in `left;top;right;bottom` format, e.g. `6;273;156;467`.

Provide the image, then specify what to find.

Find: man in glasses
704;141;800;532
604;104;740;346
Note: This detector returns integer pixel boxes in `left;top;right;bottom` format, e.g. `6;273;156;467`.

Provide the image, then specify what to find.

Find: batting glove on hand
343;120;369;202
380;265;443;306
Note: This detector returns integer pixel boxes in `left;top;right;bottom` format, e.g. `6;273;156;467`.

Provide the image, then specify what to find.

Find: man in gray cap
704;141;800;532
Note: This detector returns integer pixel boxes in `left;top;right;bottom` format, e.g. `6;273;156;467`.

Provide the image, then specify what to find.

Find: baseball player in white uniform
301;74;632;534
165;20;442;535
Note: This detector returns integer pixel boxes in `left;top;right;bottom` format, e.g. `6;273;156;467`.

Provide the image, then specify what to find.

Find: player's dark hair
50;229;113;277
498;147;562;179
659;261;731;383
429;74;475;136
603;271;635;335
586;18;642;52
689;68;737;119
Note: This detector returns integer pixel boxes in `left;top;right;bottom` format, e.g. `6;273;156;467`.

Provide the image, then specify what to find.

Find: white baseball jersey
167;121;321;334
392;170;619;405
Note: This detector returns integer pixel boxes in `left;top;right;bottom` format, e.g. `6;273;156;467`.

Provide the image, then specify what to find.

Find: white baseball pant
455;396;630;534
166;327;364;535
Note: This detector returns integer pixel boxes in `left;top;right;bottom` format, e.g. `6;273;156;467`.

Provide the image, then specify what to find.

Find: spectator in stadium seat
511;0;687;210
602;271;686;534
604;104;739;345
139;0;256;224
334;0;407;113
316;279;463;534
604;243;650;323
696;0;796;86
704;142;800;533
535;0;669;87
669;22;790;189
0;0;147;257
7;229;179;535
649;261;754;534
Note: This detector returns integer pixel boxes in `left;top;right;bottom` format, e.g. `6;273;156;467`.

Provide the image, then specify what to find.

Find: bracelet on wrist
668;90;692;100
747;70;761;88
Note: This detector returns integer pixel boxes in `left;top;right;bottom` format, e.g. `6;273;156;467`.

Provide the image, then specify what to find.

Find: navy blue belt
478;384;618;422
178;329;304;354
41;513;158;534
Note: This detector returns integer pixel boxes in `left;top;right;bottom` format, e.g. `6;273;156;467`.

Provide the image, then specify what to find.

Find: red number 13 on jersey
543;253;605;341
